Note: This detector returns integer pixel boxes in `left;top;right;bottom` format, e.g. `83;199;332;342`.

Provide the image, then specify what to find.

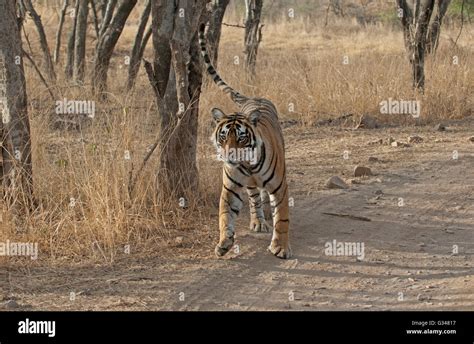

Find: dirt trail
2;122;473;310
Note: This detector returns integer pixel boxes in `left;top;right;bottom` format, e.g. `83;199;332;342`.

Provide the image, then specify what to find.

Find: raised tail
198;23;247;105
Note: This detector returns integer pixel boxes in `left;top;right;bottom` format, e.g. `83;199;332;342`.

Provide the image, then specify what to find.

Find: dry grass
1;4;472;264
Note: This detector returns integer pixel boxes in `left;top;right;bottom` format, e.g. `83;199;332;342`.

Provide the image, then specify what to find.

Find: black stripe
223;185;243;203
252;143;266;173
223;199;240;215
274;219;289;226
238;166;251;176
224;169;243;187
270;177;284;195
263;158;278;187
262;151;275;176
272;185;288;209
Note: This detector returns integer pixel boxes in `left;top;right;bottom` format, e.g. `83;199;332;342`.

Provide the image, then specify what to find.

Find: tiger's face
211;108;261;165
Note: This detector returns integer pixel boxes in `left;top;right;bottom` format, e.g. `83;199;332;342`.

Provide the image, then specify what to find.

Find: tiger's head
211;108;262;166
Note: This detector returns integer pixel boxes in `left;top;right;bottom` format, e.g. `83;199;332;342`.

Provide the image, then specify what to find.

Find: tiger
198;24;291;259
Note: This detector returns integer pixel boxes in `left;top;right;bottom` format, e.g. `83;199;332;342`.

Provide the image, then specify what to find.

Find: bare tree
54;0;69;64
89;0;101;38
98;0;117;37
126;0;151;91
206;0;231;67
73;0;89;83
426;0;452;54
142;0;209;200
244;0;263;77
93;0;137;94
21;0;57;81
397;0;436;90
65;0;79;78
0;0;35;219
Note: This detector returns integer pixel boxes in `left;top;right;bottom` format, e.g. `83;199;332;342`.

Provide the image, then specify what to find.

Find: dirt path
2;121;473;310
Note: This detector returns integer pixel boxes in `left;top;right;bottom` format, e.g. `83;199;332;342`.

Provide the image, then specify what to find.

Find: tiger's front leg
215;183;244;257
267;179;292;259
247;187;271;233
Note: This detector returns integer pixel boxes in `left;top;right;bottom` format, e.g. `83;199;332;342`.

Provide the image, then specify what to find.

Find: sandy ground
1;117;473;311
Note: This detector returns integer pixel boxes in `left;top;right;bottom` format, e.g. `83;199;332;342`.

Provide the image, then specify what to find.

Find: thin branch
22;49;56;101
222;22;245;28
89;0;100;39
454;0;465;46
54;0;68;64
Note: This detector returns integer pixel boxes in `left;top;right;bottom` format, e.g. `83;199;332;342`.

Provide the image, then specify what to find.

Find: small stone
354;166;372;177
391;141;411;148
374;189;383;195
175;236;184;245
326;176;349;189
468;136;474;143
4;300;19;309
367;139;383;146
417;294;431;301
368;156;379;162
434;123;446;131
408;135;423;143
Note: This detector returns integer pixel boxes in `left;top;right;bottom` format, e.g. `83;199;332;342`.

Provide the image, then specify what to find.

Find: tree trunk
244;0;263;77
73;0;89;83
65;0;79;79
22;0;57;81
93;0;137;94
0;0;35;220
54;0;69;64
89;0;101;39
98;0;117;38
99;0;108;19
426;0;451;54
206;0;230;67
145;0;209;202
396;0;436;90
126;0;151;91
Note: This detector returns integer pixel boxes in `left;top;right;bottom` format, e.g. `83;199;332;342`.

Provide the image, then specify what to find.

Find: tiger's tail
198;23;248;106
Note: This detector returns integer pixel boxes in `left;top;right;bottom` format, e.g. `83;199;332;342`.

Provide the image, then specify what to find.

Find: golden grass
1;6;472;263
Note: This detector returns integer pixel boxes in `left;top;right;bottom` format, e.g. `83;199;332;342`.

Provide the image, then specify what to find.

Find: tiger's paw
250;218;271;233
268;240;292;259
215;237;234;257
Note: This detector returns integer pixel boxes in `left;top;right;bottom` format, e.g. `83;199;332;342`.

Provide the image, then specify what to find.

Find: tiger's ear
211;108;226;123
248;110;262;126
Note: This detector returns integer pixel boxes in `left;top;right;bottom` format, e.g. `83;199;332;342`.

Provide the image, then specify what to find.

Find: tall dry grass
1;5;472;263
